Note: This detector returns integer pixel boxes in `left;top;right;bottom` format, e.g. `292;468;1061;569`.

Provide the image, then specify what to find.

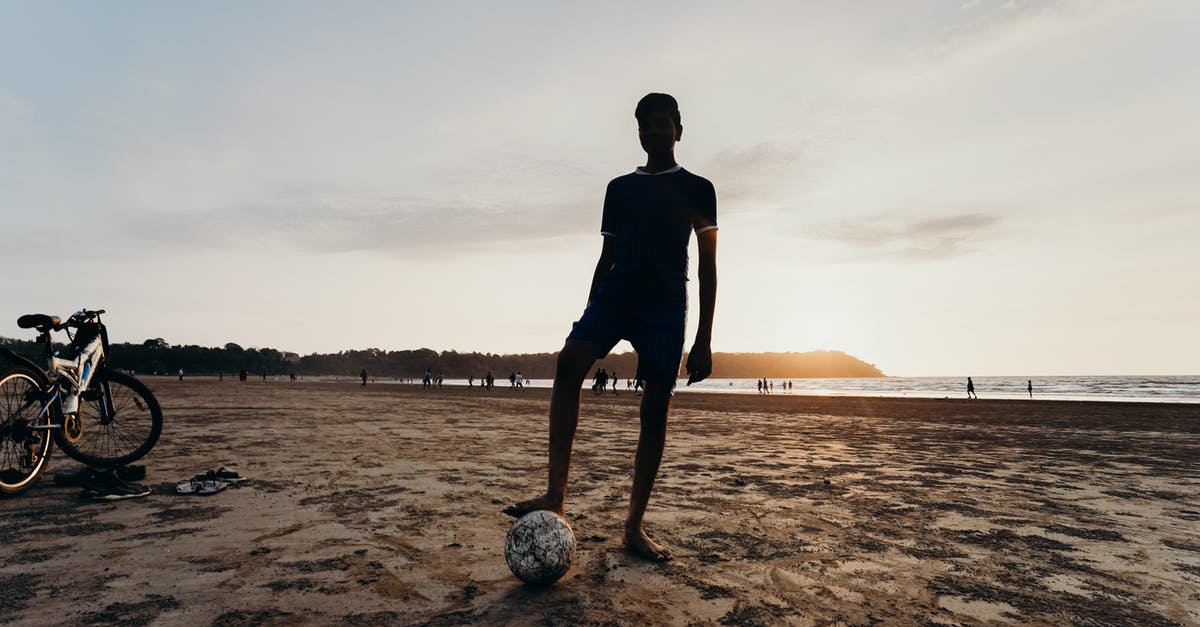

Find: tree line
0;337;293;377
1;336;884;379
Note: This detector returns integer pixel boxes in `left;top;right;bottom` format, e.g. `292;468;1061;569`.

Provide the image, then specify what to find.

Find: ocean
426;375;1200;404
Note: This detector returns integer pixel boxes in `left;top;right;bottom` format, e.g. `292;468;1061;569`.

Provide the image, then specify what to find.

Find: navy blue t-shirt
598;165;717;304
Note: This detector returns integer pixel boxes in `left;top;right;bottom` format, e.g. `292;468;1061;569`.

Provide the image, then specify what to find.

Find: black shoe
81;479;151;500
54;466;100;487
115;465;146;481
57;465;146;486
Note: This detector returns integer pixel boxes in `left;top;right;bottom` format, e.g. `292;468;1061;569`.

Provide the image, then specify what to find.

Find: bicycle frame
21;311;115;426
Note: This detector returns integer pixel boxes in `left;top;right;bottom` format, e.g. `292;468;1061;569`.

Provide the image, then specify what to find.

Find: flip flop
213;467;245;483
176;479;229;495
195;480;229;495
192;468;246;484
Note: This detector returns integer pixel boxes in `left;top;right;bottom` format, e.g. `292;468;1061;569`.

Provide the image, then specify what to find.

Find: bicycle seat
17;314;61;330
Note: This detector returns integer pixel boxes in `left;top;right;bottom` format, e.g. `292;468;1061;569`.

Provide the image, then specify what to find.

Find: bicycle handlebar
62;309;105;329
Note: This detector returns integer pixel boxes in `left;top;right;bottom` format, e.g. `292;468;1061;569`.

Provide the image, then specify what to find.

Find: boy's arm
686;228;717;384
587;236;617;305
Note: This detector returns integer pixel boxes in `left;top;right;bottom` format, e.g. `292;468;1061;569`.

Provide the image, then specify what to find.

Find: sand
2;380;1198;626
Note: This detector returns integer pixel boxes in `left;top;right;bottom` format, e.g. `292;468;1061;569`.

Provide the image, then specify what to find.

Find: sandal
213;466;245;483
192;467;245;484
176;479;229;495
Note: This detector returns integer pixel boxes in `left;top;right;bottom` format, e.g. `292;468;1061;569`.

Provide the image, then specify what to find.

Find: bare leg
503;339;603;518
623;380;672;561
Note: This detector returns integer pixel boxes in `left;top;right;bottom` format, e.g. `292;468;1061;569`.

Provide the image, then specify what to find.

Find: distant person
239;369;248;382
486;371;494;389
468;376;474;388
509;371;517;388
1027;379;1033;398
516;371;524;388
611;370;619;394
423;368;432;389
290;372;296;382
178;368;184;382
967;377;977;399
757;379;763;394
360;369;368;387
504;93;717;562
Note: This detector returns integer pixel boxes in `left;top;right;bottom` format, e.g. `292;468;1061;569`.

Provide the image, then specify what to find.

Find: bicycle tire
55;367;162;467
0;367;53;495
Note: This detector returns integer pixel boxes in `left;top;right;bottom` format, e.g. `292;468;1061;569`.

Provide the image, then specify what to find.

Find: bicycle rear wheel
0;367;53;495
55;368;162;467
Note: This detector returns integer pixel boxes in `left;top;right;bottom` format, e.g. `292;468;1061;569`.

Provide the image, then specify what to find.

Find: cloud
89;135;616;258
111;184;600;258
699;142;825;210
806;211;1001;262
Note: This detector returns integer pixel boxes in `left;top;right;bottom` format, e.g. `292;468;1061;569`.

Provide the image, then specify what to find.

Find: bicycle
0;309;163;495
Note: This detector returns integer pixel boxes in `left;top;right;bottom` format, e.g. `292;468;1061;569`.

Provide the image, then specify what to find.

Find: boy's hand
685;342;712;385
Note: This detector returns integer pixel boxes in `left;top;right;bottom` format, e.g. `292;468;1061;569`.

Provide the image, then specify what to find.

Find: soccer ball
505;510;576;585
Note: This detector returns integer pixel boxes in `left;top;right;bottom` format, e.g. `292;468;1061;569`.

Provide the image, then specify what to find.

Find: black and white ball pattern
505;510;576;585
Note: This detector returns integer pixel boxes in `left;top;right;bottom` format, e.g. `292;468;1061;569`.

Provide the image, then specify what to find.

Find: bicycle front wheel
55;368;163;467
0;367;53;495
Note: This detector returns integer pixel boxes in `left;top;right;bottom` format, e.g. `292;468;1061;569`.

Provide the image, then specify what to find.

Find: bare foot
502;494;564;518
624;526;672;562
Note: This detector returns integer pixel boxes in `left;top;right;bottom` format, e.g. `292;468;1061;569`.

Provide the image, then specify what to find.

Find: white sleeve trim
600;231;617;237
694;225;718;234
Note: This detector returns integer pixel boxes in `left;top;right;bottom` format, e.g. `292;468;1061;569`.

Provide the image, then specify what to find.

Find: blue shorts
567;296;686;386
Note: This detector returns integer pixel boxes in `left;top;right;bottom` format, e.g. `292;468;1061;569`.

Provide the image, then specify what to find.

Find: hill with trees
0;337;884;379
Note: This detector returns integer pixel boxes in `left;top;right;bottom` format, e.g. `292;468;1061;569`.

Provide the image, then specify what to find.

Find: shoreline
147;374;1200;407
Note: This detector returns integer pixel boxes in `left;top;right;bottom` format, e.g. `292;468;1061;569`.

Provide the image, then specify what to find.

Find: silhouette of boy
504;93;718;561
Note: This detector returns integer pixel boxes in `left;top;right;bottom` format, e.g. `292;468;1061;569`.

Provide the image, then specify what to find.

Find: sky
1;0;1197;376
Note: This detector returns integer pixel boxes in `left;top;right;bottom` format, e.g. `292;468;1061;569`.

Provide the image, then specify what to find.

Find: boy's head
635;92;682;154
635;93;680;128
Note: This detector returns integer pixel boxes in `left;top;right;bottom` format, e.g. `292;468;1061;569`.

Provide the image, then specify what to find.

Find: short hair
635;93;681;127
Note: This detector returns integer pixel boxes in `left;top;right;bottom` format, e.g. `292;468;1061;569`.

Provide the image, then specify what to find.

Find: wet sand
2;380;1198;626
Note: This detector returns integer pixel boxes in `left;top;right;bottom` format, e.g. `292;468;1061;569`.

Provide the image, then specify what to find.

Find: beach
2;380;1198;626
